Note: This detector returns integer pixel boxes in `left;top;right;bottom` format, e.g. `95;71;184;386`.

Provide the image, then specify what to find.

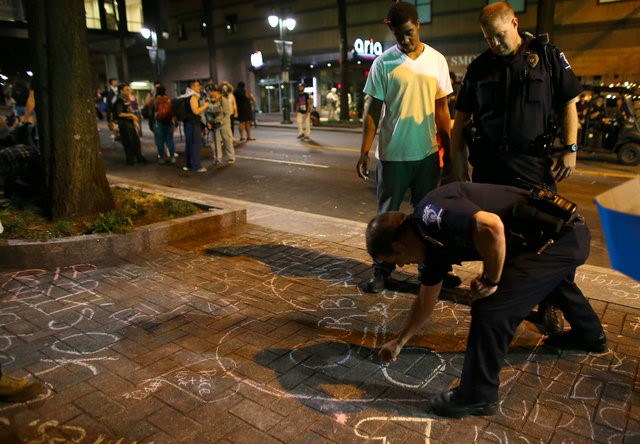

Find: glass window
487;0;525;13
125;0;143;32
85;0;101;29
0;0;26;22
103;0;120;31
415;0;432;24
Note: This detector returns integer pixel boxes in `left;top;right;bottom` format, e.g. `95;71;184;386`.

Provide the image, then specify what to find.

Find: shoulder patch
558;51;571;70
421;204;444;229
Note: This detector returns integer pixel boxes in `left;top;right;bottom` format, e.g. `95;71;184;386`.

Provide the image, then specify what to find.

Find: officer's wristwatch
563;143;578;152
480;273;500;287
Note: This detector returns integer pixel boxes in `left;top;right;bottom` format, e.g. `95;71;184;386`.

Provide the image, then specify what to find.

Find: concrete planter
0;206;246;269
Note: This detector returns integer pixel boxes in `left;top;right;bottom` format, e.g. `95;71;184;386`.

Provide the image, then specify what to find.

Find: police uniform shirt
456;33;583;151
411;182;529;286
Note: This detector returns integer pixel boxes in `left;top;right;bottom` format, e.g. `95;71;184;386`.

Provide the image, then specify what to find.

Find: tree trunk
26;0;114;219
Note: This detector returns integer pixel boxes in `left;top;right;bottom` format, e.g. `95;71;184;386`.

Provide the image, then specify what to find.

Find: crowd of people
94;77;260;171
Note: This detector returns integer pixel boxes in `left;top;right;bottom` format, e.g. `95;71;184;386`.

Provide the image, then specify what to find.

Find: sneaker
430;389;498;419
227;159;235;165
543;329;608;353
359;270;386;294
297;134;304;139
157;158;166;165
0;374;46;403
170;157;177;164
196;167;207;173
182;166;189;171
173;153;179;158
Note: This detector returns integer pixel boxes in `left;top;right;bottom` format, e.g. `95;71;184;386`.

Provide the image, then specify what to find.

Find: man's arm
356;95;383;179
553;100;578;182
306;95;312;115
434;96;452;174
378;282;441;363
450;111;472;182
469;210;505;299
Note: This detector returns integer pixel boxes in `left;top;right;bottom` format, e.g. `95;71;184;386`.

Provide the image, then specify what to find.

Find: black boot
430;388;498;418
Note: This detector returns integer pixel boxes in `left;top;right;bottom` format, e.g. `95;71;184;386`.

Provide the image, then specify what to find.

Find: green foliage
0;187;201;240
85;210;133;234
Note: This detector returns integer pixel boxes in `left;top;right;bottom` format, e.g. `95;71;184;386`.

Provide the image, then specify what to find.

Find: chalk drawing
122;357;240;402
26;418;138;443
354;416;433;443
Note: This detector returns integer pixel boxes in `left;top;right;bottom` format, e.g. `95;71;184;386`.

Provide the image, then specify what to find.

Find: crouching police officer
367;182;606;418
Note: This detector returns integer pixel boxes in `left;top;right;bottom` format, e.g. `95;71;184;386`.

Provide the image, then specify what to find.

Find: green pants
376;153;441;213
374;153;441;276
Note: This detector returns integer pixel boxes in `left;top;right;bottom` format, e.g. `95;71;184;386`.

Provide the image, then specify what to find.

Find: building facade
1;0;638;114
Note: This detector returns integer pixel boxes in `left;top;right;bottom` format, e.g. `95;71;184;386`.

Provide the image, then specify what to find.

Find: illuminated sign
250;51;264;68
354;38;383;58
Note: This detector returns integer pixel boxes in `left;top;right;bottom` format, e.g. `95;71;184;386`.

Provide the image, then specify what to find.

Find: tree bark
26;0;114;219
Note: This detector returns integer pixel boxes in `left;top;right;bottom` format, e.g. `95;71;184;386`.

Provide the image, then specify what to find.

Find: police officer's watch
564;143;578;152
480;273;500;287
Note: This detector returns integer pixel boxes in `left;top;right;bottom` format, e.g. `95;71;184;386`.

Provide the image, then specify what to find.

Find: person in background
152;85;177;164
234;81;254;141
295;83;312;140
326;87;338;121
112;83;146;165
181;80;209;172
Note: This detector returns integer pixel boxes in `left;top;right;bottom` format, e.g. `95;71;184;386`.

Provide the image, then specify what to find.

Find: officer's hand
553;152;577;182
379;339;402;364
470;275;498;301
356;154;370;180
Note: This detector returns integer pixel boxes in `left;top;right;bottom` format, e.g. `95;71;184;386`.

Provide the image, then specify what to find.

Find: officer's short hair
365;212;412;259
385;1;419;27
479;1;515;26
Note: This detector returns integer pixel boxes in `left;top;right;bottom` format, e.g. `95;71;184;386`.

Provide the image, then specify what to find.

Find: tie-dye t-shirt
364;43;452;161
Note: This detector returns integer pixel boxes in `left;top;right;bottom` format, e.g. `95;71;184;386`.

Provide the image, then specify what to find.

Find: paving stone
1;198;638;442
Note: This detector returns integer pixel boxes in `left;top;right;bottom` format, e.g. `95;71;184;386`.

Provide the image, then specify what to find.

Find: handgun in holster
509;178;578;254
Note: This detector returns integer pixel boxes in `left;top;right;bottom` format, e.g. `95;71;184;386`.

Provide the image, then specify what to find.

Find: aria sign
354;38;383;58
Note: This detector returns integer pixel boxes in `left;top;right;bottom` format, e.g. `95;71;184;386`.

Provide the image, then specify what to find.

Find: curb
0;203;246;270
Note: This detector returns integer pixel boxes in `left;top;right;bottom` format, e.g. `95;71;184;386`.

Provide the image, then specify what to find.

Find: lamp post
140;27;167;78
268;13;296;123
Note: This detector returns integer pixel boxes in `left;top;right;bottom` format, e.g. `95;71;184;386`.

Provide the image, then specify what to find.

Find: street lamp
267;13;296;123
140;27;166;78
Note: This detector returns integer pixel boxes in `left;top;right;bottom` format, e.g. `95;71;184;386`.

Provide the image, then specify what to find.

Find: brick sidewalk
1;207;639;443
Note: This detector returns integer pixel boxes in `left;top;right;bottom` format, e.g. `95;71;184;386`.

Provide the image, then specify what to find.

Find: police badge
527;53;539;68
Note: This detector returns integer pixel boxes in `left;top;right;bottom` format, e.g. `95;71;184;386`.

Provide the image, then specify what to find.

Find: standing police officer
450;2;583;333
368;182;607;418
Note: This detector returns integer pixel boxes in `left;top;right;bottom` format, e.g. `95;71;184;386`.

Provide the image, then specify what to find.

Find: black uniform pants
458;219;603;403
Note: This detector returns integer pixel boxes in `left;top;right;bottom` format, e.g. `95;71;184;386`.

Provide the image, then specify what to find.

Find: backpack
204;99;223;128
155;96;172;122
170;96;191;122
